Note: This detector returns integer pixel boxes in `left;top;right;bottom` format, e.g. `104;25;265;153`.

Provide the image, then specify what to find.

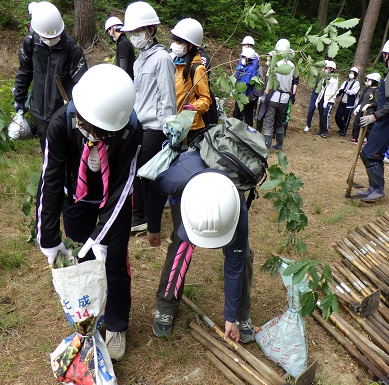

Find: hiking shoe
272;144;283;150
105;330;126;361
320;133;327;138
384;157;389;164
361;189;386;202
303;126;310;132
131;221;147;232
153;310;174;338
237;319;255;344
348;138;357;144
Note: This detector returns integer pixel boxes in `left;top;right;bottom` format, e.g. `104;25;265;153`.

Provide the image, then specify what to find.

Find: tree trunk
317;0;329;26
291;0;299;18
73;0;96;48
353;0;383;78
372;17;389;67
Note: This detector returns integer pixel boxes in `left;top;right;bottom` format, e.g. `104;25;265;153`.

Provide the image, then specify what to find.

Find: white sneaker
304;126;310;132
105;330;126;361
384;157;389;164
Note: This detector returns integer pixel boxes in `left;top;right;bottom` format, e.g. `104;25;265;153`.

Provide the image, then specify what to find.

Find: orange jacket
175;53;212;130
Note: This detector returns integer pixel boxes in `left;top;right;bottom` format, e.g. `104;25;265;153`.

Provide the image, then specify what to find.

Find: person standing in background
105;16;135;79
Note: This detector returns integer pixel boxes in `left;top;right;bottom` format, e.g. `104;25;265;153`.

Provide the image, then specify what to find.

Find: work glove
78;237;108;262
337;89;344;97
248;93;258;103
183;103;195;111
290;94;296;104
323;102;328;109
14;102;26;114
353;105;361;115
360;114;376;127
345;90;354;95
40;242;67;265
362;104;371;112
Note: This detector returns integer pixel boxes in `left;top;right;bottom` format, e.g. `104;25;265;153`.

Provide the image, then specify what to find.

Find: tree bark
373;17;389;67
353;0;383;78
73;0;96;48
317;0;329;26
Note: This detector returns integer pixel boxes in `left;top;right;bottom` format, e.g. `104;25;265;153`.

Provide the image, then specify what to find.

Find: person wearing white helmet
262;38;297;149
357;40;389;202
27;2;38;33
147;150;255;343
105;16;135;79
36;64;142;361
314;60;338;138
121;1;176;232
170;18;212;139
14;1;87;152
349;72;381;144
334;66;360;136
241;35;255;48
232;47;261;126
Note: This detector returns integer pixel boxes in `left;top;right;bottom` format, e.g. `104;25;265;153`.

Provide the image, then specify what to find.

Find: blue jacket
235;59;258;96
148;150;249;323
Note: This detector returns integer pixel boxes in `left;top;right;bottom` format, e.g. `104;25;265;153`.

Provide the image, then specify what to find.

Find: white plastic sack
51;259;117;385
137;110;196;180
7;110;32;140
255;259;309;378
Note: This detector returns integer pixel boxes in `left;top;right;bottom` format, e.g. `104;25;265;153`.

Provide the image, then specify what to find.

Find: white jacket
316;75;339;107
133;44;177;130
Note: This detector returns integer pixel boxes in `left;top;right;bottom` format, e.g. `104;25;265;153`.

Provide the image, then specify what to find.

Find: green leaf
334;31;356;48
332;18;359;29
259;179;281;190
277;152;288;171
300;291;317;317
260;255;283;278
235;81;247;93
327;42;339;58
321;264;333;281
283;260;310;276
274;63;294;75
316;40;324;52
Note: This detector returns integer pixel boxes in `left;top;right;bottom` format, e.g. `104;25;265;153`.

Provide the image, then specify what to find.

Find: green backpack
198;118;268;207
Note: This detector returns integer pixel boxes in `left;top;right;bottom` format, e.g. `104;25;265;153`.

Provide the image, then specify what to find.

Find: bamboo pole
311;311;389;385
190;322;270;385
182;295;289;385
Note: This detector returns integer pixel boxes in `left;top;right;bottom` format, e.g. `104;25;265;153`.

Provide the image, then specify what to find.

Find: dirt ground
0;27;387;385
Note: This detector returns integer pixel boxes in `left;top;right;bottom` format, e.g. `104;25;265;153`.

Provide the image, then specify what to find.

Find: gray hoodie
133;44;176;130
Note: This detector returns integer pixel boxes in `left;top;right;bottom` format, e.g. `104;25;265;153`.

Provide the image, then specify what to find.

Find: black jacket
116;33;135;80
14;31;87;121
36;103;142;249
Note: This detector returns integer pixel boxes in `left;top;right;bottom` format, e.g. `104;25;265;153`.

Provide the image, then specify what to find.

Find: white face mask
170;42;187;58
366;80;372;86
324;69;330;74
241;58;247;66
41;36;61;47
77;124;98;143
349;73;355;80
130;31;149;49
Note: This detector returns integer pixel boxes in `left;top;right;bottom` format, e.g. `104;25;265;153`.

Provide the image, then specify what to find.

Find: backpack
197;117;268;208
190;62;219;126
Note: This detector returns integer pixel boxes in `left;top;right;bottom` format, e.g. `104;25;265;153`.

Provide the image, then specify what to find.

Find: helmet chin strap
143;26;155;50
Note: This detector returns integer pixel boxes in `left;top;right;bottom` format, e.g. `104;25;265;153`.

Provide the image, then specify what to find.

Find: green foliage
21;172;40;243
259;152;308;253
261;256;339;318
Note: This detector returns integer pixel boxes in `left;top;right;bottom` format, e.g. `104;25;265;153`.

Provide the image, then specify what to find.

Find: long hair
172;34;198;82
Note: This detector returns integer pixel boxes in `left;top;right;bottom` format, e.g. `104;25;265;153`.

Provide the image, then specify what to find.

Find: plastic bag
51;259;117;385
255;259;309;378
7;110;32;140
137;110;196;180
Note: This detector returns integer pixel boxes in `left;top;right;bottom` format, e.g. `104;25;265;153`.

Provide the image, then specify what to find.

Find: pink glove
183;103;195;111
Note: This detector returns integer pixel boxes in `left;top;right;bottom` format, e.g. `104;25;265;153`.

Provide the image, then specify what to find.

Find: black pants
33;116;49;152
62;197;133;332
233;100;257;127
335;103;353;135
133;129;167;224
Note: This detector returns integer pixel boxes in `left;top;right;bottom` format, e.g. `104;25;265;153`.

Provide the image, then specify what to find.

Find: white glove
362;104;371;112
323;102;328;109
360;114;376;127
353;105;361;115
40;242;67;265
78;237;108;262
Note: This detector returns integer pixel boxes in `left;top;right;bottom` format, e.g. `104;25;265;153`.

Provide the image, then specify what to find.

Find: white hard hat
241;36;255;46
121;1;160;32
31;1;64;38
28;2;38;15
72;64;135;132
366;72;381;82
105;16;123;31
325;60;336;70
241;47;256;59
181;172;240;248
171;18;203;47
382;40;389;53
275;38;290;52
349;66;358;74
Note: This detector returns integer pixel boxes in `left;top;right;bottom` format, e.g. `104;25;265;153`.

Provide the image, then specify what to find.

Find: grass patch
0;251;26;270
322;205;358;224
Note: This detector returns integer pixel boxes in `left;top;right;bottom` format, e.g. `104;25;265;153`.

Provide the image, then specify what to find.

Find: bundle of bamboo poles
317;213;389;384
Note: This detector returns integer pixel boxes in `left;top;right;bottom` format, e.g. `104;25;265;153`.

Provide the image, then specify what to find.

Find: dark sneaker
361;189;386;202
237;319;255;344
320;133;327;138
348;138;357;144
153;310;174;338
